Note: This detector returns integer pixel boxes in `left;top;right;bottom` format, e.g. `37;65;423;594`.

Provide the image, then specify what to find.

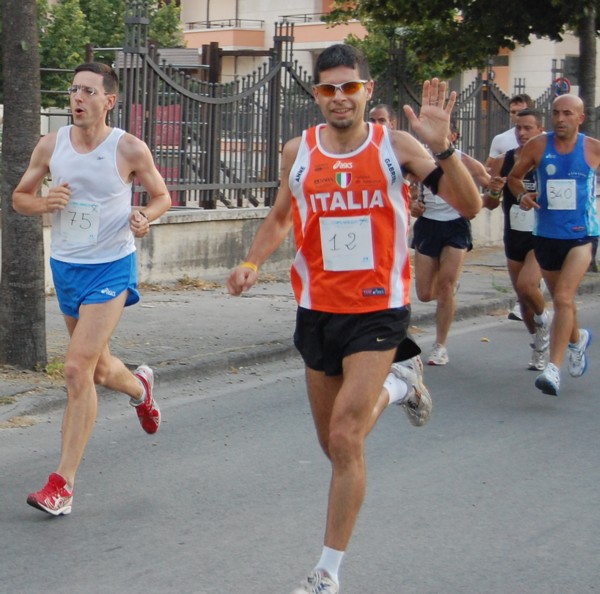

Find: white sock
383;372;409;405
534;310;549;325
316;546;344;585
130;379;146;406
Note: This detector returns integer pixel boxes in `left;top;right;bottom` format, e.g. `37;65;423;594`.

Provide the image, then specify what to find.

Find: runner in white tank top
13;62;171;516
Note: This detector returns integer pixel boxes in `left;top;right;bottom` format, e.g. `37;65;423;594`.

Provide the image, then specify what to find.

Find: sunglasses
314;80;368;98
67;85;99;96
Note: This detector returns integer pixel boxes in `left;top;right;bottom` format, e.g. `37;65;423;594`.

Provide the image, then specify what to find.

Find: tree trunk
577;1;597;135
0;0;47;369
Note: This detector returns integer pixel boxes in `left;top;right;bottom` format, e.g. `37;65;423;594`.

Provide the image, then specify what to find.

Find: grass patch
491;275;512;294
0;416;38;429
175;275;222;290
44;358;65;380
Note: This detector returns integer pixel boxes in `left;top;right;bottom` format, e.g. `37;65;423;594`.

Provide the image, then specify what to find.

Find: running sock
130;379;147;406
383;372;409;405
534;310;549;325
315;546;344;585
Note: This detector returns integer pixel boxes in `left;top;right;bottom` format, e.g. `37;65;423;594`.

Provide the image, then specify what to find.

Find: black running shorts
293;306;420;376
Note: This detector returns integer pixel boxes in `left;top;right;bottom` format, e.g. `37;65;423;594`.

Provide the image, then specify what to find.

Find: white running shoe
527;347;546;371
389;356;432;427
535;363;560;396
534;313;551;353
508;302;523;321
568;329;592;377
427;343;448;366
291;569;339;594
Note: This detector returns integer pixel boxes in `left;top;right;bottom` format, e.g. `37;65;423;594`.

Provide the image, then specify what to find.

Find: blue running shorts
50;252;140;319
411;216;472;258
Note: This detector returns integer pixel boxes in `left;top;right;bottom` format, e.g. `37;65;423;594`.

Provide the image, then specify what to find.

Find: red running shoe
27;473;73;516
132;365;161;434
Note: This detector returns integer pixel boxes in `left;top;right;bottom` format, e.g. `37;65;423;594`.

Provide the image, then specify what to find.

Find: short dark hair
450;117;460;140
74;62;119;94
509;94;533;108
369;103;397;120
314;44;370;84
515;108;543;127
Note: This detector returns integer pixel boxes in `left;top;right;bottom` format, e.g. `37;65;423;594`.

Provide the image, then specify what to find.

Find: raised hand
403;78;456;153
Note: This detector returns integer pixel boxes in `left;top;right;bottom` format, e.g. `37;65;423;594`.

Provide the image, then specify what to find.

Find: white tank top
420;149;463;221
49;126;135;263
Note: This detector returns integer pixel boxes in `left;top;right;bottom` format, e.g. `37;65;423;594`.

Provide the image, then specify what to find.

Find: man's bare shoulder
389;129;415;144
521;133;547;156
280;136;303;167
283;135;302;154
117;131;148;154
583;135;600;168
25;131;58;168
37;130;58;152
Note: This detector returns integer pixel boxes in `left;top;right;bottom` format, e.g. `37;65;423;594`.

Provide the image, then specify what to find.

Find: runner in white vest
13;62;172;516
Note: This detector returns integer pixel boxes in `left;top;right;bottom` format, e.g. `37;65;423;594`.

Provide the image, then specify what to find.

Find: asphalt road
1;298;599;594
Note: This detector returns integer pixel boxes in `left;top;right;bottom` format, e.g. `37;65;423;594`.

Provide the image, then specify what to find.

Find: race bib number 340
319;215;375;271
547;179;576;210
60;200;100;245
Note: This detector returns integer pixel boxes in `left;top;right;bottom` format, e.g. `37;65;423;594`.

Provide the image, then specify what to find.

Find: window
563;56;579;86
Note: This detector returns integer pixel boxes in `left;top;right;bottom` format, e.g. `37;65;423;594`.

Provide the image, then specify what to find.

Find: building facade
179;0;598;102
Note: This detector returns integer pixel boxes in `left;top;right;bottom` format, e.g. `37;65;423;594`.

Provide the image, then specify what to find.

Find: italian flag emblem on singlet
336;172;352;188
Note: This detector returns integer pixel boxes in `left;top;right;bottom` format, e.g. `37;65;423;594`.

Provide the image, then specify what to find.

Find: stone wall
2;205;503;292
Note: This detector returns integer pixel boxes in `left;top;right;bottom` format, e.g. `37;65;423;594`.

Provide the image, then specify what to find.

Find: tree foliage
38;0;89;103
0;0;183;105
327;0;600;80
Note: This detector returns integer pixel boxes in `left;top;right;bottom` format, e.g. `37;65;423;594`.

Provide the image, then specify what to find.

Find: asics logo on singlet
100;287;117;297
333;161;353;170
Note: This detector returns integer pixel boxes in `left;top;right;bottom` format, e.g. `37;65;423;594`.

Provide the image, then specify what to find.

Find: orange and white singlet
288;123;411;314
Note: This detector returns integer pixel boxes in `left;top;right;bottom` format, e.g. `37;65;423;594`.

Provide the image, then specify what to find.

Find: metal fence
37;0;599;209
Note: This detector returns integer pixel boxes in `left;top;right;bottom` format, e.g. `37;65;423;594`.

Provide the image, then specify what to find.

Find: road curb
2;275;599;424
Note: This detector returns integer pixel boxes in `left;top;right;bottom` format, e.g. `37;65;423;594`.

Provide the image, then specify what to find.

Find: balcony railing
279;13;327;23
185;19;264;31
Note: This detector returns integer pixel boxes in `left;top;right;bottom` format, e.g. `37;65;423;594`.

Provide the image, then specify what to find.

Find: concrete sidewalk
2;245;600;424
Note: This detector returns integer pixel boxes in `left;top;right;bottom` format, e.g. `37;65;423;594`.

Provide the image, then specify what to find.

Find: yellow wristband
240;261;258;273
488;190;501;200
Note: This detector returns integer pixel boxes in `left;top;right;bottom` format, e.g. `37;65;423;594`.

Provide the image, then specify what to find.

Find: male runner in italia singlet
508;93;600;397
227;44;481;593
13;62;171;516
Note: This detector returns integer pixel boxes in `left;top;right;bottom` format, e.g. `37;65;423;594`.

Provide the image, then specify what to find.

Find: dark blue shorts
411;216;472;258
293;306;420;376
504;230;535;263
50;253;140;319
533;236;598;271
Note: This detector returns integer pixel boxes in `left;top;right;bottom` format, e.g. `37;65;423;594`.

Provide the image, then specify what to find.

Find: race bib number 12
320;215;375;271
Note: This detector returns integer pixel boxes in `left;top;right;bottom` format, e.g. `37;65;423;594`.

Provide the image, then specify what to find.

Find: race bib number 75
60;200;100;245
